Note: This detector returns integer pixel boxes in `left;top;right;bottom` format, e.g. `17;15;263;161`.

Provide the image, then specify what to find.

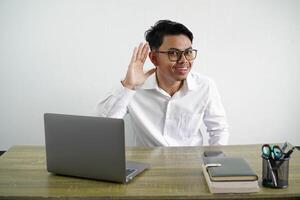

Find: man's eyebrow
168;47;193;51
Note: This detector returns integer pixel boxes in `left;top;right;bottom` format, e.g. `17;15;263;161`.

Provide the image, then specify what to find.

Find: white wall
0;0;299;150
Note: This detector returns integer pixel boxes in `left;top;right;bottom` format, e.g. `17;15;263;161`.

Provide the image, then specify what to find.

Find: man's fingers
145;67;156;78
130;47;138;64
136;42;144;61
129;42;149;69
141;43;149;62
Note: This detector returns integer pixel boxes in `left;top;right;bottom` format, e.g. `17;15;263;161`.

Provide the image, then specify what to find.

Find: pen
276;146;300;170
284;146;300;159
281;142;288;153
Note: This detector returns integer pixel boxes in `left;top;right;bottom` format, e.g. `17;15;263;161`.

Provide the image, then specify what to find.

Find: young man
97;20;229;146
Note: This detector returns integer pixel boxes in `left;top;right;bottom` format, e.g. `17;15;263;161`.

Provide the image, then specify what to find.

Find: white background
1;0;299;150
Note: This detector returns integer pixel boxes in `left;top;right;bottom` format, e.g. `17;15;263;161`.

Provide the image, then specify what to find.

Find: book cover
203;157;258;181
202;164;259;193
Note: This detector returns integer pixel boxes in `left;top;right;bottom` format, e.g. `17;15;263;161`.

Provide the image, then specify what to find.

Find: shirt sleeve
96;81;136;119
203;79;229;145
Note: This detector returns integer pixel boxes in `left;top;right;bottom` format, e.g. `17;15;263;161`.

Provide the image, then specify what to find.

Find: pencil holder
262;156;289;188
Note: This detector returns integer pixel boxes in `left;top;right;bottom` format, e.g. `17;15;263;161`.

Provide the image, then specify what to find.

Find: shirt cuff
111;81;136;103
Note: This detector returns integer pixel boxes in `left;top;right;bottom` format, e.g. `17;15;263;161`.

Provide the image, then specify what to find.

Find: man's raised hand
122;42;156;90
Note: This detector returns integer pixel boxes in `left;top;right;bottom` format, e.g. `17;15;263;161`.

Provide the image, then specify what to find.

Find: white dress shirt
97;71;229;146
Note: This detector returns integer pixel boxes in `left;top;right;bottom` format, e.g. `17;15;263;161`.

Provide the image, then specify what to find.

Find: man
97;20;229;146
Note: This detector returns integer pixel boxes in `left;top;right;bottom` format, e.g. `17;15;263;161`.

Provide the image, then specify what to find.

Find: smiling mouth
173;66;189;75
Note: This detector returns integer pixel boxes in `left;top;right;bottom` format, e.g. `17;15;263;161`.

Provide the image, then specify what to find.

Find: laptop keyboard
126;168;137;176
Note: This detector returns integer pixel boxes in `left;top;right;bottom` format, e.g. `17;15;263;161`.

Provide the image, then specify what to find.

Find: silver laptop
44;113;149;183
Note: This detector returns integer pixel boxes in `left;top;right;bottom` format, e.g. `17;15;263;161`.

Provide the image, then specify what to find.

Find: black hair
145;20;193;50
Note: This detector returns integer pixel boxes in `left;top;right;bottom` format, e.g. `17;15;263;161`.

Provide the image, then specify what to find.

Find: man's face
150;34;194;85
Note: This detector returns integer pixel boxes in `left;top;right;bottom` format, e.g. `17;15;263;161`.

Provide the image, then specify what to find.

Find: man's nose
177;52;188;63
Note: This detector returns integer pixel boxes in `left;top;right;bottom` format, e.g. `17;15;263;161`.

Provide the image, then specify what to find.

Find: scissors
261;144;283;160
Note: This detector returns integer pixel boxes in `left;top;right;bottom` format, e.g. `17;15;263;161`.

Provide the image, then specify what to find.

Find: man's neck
156;74;183;97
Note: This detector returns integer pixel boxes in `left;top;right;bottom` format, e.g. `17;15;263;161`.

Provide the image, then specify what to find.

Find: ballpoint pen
281;142;288;153
284;146;300;159
276;146;300;169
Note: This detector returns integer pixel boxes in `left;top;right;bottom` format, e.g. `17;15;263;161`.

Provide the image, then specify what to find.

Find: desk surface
0;145;299;200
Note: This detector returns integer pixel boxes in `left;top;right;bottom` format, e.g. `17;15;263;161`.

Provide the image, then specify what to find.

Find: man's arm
203;79;229;145
96;84;136;118
97;42;156;118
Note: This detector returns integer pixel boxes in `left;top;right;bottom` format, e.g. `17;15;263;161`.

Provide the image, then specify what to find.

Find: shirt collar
185;72;198;91
138;71;198;91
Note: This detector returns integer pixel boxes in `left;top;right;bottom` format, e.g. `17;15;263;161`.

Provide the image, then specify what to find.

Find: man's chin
174;72;189;81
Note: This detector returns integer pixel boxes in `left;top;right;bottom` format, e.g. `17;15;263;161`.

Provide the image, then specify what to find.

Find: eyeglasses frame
154;48;198;62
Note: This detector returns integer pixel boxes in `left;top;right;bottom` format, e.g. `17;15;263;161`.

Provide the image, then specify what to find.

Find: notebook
202;164;259;193
44;113;150;183
203;157;258;181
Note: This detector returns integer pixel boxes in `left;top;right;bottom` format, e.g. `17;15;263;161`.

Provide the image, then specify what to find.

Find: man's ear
149;51;158;66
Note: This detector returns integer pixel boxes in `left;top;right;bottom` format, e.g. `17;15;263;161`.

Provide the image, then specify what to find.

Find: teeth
173;66;188;71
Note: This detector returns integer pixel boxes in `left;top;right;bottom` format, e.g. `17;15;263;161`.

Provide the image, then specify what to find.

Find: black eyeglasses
155;48;197;62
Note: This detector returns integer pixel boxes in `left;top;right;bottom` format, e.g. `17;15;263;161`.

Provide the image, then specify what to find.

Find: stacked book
202;157;259;193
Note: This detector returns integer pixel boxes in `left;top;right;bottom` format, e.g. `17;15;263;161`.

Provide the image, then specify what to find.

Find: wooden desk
0;145;299;199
